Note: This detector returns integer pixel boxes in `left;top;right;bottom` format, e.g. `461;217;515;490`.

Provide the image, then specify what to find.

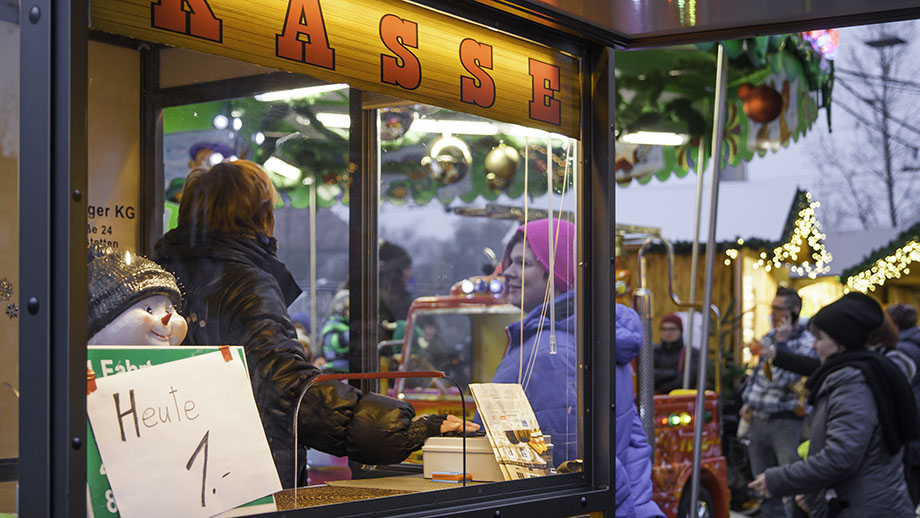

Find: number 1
186;430;210;507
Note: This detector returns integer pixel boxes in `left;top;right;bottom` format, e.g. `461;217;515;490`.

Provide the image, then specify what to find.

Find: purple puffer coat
616;304;663;518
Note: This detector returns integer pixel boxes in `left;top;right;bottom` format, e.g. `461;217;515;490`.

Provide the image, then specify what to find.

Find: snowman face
89;295;188;346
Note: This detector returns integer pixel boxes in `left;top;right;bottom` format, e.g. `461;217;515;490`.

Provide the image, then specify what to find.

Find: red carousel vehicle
619;226;730;518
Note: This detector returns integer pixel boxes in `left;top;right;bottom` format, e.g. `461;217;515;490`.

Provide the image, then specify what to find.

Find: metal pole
683;139;707;388
634;239;655;453
307;177;319;359
689;43;728;516
547;134;557;354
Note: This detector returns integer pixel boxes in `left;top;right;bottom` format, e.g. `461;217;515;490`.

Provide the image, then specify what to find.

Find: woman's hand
439;414;481;434
748;473;772;499
794;494;809;512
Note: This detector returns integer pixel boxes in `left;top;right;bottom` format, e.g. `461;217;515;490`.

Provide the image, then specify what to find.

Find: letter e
142;407;157;428
529;58;561;126
185;400;199;420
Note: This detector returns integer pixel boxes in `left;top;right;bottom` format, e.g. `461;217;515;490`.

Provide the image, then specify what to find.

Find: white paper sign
87;350;281;518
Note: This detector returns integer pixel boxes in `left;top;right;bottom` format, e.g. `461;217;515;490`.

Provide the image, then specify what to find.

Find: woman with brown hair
153;160;477;487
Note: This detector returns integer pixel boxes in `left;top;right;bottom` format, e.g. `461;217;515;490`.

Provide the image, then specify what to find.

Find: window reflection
377;104;580;477
0;12;20;513
125;84;581;513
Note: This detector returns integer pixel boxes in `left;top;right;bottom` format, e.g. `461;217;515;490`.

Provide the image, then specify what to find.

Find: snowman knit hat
87;245;182;339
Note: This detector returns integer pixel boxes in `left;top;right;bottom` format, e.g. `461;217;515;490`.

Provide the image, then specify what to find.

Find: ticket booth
4;0;918;517
7;0;614;516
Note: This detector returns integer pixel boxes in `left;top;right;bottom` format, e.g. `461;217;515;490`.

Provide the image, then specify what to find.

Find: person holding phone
740;287;817;518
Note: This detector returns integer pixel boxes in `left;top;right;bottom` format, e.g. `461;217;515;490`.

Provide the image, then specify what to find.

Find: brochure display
469;383;552;480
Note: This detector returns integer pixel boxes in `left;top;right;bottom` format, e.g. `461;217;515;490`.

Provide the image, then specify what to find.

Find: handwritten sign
86;346;275;517
87;349;281;518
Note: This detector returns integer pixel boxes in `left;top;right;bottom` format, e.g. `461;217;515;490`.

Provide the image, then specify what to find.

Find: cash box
422;436;505;482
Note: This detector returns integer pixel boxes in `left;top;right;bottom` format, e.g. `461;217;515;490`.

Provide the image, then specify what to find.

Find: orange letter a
276;0;335;70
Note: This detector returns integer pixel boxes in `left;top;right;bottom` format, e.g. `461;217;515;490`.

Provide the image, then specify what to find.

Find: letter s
379;14;421;90
459;38;495;109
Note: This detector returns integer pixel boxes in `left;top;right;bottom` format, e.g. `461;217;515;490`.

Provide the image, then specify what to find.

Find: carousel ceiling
460;0;920;48
615;33;834;185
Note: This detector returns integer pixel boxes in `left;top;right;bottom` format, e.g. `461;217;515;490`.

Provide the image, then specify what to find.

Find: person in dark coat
653;313;684;393
741;287;815;518
749;293;919;517
652;313;699;393
378;240;413;341
887;302;920;506
152;160;477;487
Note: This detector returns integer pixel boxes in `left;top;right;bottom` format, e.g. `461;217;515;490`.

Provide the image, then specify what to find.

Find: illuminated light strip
724;195;832;279
845;239;920;293
771;194;832;279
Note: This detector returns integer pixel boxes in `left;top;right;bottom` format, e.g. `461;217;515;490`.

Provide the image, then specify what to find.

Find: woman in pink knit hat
489;217;577;468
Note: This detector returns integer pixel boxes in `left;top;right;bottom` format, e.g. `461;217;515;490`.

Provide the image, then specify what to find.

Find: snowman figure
87;245;187;346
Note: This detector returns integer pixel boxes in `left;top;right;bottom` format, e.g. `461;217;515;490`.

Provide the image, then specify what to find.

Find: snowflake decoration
0;278;12;302
6;303;19;319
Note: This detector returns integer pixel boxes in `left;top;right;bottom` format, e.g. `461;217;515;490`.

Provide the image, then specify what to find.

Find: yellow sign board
91;0;581;137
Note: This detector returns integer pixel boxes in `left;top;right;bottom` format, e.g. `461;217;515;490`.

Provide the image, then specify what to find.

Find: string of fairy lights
723;193;832;279
714;189;916;293
845;239;920;293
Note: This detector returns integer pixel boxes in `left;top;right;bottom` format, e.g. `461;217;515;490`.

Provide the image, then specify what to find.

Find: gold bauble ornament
484;142;519;189
421;136;471;185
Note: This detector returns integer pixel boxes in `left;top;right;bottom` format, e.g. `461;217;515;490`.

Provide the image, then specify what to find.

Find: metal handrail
291;370;469;507
636;236;722;393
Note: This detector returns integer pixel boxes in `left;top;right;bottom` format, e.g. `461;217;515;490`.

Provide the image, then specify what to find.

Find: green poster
86;346;275;517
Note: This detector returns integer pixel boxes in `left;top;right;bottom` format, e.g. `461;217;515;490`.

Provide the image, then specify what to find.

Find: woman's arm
764;373;875;497
771;345;820;376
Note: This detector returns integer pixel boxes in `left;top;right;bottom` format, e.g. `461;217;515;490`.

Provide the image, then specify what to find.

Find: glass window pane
86;49;582;514
378;103;580;476
0;9;19;513
161;83;351;365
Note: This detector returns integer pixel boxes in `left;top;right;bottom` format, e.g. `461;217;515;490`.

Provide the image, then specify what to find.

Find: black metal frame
348;89;382;389
137;47;611;518
19;0;88;516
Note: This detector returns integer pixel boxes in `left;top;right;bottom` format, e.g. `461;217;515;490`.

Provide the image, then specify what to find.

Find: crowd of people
93;159;920;516
636;286;920;518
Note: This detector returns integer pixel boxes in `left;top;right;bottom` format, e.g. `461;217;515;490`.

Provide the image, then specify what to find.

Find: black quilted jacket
153;226;437;487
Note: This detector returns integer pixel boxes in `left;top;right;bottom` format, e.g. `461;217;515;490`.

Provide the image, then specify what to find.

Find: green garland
840;221;920;281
